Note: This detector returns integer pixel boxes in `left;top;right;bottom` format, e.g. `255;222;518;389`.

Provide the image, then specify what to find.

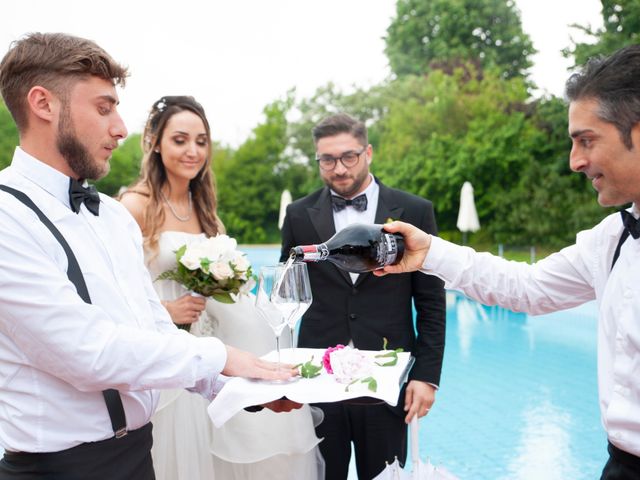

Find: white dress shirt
0;148;227;452
421;207;640;457
332;174;379;284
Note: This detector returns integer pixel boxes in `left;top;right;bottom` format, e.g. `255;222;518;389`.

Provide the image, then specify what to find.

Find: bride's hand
162;294;207;326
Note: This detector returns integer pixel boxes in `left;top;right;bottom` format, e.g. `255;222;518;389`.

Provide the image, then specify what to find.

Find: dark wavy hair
312;113;368;146
565;44;640;149
130;95;224;254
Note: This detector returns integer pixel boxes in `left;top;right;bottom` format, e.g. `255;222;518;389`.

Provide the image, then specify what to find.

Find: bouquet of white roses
157;234;256;304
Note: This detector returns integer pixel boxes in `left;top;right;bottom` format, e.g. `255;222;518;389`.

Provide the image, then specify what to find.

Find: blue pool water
241;244;282;274
421;293;606;480
243;246;607;480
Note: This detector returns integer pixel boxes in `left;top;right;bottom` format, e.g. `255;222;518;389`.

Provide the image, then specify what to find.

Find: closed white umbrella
456;181;480;244
373;417;459;480
278;189;292;230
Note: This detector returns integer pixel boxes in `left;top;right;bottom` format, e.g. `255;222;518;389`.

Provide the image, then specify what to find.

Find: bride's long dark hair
128;96;225;254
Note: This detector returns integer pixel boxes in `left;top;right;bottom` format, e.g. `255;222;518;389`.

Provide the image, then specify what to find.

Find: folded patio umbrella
456;181;480;245
278;189;292;230
373;417;459;479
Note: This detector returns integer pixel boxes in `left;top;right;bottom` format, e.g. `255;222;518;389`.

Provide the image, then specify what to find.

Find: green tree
373;67;529;227
564;0;640;66
385;0;535;79
216;97;293;244
371;67;609;247
95;134;143;197
0;100;19;169
489;97;612;247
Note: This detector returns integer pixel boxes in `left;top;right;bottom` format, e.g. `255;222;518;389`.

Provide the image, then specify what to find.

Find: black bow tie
621;210;640;239
331;194;367;212
69;178;100;216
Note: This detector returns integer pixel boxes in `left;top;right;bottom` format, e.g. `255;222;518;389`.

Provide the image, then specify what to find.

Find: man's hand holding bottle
374;221;432;276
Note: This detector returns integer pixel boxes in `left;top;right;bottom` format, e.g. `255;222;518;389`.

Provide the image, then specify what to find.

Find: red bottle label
301;244;329;262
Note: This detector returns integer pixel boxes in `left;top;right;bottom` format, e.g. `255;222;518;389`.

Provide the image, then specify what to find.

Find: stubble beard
328;171;368;198
56;105;110;180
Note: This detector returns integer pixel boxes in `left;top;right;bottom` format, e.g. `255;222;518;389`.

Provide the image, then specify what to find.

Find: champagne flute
255;266;288;374
283;262;312;363
256;265;298;383
269;263;302;365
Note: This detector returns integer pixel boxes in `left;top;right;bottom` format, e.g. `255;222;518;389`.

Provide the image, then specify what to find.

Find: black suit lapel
306;188;353;285
354;180;405;287
374;182;404;224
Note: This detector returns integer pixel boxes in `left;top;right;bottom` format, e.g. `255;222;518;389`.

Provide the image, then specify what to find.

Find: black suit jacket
280;179;446;389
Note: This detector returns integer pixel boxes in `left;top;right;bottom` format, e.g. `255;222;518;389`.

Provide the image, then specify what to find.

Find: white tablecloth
208;348;414;427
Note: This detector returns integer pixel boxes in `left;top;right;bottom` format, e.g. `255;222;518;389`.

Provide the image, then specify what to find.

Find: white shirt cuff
186;336;227;400
421;236;449;274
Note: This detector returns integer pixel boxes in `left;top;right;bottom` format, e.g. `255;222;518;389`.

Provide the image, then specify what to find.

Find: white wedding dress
146;231;324;480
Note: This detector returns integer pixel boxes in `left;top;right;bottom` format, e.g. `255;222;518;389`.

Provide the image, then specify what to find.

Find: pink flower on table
330;347;373;384
322;344;346;373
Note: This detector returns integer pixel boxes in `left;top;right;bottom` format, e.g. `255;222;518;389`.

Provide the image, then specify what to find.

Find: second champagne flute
255;266;289;381
283;262;312;363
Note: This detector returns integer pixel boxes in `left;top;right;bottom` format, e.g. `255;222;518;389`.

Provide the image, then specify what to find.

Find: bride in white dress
120;96;324;480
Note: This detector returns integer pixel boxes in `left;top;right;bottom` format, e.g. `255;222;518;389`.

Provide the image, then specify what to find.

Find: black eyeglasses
315;147;366;171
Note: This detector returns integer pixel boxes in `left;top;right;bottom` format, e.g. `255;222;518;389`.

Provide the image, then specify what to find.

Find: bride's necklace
160;190;192;222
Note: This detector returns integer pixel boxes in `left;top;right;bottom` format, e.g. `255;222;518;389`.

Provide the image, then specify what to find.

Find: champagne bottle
290;223;404;273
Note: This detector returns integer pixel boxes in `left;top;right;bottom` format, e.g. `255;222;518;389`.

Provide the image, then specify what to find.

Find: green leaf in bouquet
200;257;212;272
156;270;180;282
175;244;187;261
211;292;235;304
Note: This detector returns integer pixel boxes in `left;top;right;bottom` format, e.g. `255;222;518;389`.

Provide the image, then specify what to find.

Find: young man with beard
376;45;640;480
0;32;294;480
280;113;446;480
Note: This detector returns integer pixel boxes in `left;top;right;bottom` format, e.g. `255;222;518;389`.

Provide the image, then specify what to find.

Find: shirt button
349;314;357;321
624;289;633;299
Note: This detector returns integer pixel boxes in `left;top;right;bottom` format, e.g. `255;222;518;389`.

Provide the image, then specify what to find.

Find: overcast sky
3;0;603;147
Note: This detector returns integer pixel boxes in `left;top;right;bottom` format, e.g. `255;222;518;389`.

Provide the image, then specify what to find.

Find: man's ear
26;86;58;123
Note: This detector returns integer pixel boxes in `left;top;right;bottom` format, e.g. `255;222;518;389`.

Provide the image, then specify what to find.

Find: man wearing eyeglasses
280;113;446;480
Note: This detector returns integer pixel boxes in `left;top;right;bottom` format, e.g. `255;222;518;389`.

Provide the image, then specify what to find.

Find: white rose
180;244;208;270
330;347;373;384
210;261;234;281
205;234;238;261
232;253;251;273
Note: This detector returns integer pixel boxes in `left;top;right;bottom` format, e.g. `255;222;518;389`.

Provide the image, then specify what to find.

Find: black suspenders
0;185;128;438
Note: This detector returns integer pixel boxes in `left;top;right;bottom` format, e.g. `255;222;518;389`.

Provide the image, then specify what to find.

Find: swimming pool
421;293;605;479
243;245;607;480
